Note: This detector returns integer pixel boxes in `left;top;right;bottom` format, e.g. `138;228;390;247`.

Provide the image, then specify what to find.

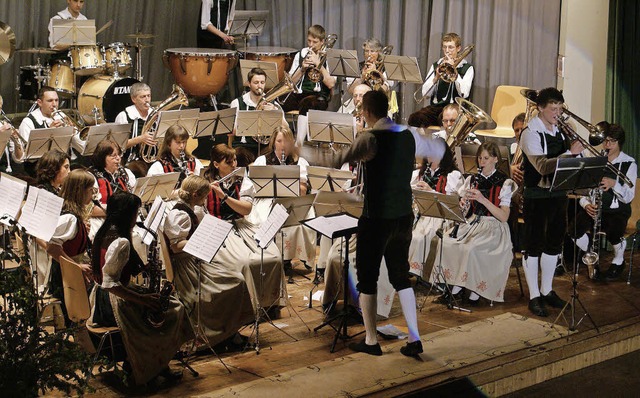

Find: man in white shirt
48;0;87;49
114;83;157;163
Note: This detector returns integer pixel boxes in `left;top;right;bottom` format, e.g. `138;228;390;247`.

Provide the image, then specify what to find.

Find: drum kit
13;31;155;125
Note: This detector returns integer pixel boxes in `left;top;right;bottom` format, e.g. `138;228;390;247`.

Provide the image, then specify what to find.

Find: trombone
557;108;633;187
413;44;475;103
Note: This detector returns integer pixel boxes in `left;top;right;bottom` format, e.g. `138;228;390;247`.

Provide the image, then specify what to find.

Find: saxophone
144;227;174;328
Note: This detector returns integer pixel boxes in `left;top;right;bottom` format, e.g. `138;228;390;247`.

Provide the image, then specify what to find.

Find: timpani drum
164;48;237;97
243;46;297;81
77;75;140;124
46;60;75;98
103;42;132;74
69;45;105;76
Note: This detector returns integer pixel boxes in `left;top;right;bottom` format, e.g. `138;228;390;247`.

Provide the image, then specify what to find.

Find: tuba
139;85;189;163
362;45;394;91
256;73;296;110
445;98;494;148
511;89;539;166
305;34;338;83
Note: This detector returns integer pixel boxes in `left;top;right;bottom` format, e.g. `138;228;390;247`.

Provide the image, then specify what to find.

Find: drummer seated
281;24;337;115
114;82;157;163
48;0;88;50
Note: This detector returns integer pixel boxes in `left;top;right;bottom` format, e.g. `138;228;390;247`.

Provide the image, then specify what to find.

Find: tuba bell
446;98;494;148
139;85;189;163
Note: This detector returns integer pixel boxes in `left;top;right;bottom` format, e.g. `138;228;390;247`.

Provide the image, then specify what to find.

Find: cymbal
126;32;155;40
17;47;57;54
0;21;16;65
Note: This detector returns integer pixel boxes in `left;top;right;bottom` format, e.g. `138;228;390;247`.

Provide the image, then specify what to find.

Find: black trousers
355;214;413;295
523;195;568;257
568;208;629;246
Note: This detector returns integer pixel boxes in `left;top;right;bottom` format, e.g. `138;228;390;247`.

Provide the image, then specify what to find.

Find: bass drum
164;48;237;97
77;75;140;124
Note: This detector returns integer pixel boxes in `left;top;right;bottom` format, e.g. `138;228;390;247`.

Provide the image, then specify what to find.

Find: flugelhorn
305;34;338;83
139;85;189;163
413;44;475;103
446;98;494;148
556;108;633;187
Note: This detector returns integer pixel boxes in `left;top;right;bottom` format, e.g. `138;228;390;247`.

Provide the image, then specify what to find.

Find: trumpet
413;44;475;103
0;109;27;163
556;108;633;187
52;108;85;131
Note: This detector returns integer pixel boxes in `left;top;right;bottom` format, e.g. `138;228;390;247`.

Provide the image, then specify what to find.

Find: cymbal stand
132;39;144;81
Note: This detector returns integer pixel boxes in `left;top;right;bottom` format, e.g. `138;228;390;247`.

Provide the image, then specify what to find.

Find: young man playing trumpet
281;24;337;114
418;32;474;128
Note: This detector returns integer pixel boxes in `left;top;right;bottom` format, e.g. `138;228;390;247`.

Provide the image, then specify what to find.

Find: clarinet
179;150;191;177
450;167;481;238
280;149;286;165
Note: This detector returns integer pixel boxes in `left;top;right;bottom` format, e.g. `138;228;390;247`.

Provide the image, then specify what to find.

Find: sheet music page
138;196;167;246
304;213;358;238
255;203;288;249
184;214;233;262
0;173;28;223
18;187;63;241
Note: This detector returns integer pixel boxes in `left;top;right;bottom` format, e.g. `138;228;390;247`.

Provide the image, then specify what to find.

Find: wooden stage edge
386;315;640;397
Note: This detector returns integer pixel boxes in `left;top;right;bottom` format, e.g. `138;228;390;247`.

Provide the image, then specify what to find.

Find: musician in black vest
333;90;426;357
197;0;236;48
520;88;584;317
115;83;157;166
147;125;203;188
417;32;474;128
281;25;337;114
18;87;65;177
570;124;636;281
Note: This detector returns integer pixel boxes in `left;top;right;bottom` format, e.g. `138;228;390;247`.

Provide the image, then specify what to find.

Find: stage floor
57;250;640;397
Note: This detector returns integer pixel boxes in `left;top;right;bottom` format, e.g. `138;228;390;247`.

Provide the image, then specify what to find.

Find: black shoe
349;339;382;356
158;366;183;381
555;265;565;276
605;262;625;281
400;340;423;357
434;290;463;305
542;290;567;309
528;297;548;317
466;297;480;307
302;260;313;270
312;269;325;285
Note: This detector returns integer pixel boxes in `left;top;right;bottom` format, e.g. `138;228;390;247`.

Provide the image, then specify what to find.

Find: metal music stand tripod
549;156;606;332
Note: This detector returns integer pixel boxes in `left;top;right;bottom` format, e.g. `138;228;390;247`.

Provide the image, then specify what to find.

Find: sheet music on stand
249;165;300;198
307;166;353;192
132;172;180;204
307;110;355;145
239;59;279;89
550;156;607;192
228;10;269;37
254;203;288;249
301;213;359;239
412;189;465;222
194;108;237;139
135;196;167;246
0;173;28;224
382;55;423;83
326;49;361;78
17;186;63;241
235;110;282;139
24;126;74;161
313;190;364;218
155;108;200;139
51;19;96;47
81;122;131;156
184;215;234;263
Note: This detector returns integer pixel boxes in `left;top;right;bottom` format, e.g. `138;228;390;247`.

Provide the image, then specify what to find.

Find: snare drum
164;48;237;97
243;46;297;82
69;45;105;76
104;42;132;74
18;65;48;101
78;75;140;124
46;61;75;97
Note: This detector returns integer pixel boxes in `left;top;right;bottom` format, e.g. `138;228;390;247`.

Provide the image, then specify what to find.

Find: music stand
81;123;131;156
195;108;237;141
51;19;96;49
307;166;353;192
307;110;356;148
132;172;180;204
236;110;282;155
550;156;607;333
304;213;361;352
382;55;423;84
313;191;364;218
155;109;200;139
23;127;74;161
240;60;279;89
326;49;361;78
228;10;270;52
412;189;470;312
249;165;300;198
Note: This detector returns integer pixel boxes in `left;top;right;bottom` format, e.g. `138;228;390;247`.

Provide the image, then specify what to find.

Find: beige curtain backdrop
0;0;560;121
